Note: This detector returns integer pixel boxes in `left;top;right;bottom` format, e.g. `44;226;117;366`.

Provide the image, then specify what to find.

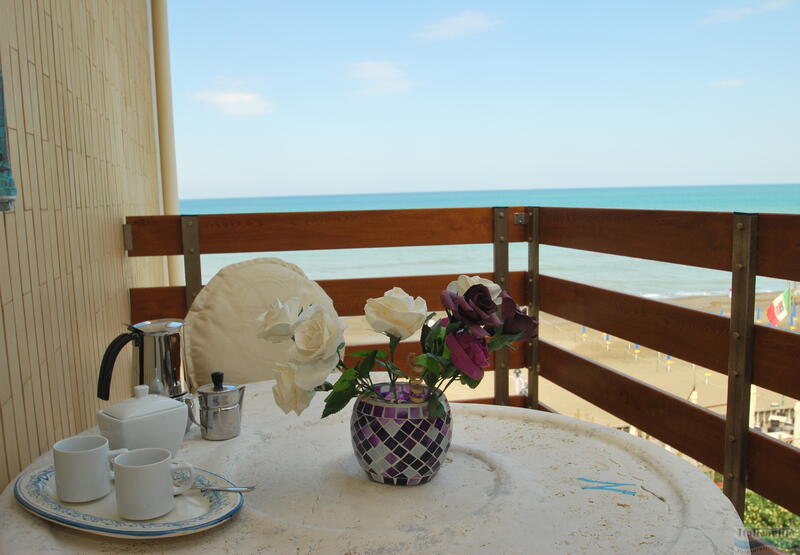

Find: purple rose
500;293;538;341
446;331;490;381
440;285;501;338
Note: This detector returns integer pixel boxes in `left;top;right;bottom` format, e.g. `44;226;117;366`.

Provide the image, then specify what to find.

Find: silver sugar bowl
196;372;245;441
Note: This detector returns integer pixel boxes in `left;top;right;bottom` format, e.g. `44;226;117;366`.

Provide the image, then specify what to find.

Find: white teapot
97;385;188;456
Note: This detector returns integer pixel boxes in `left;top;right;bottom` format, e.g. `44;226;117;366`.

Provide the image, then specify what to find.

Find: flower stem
440;375;458;394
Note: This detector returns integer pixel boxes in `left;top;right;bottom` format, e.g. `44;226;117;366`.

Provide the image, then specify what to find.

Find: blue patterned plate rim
14;465;244;538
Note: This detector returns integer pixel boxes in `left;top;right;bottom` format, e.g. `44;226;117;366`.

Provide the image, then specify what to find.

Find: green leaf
414;353;440;373
427;395;447;418
357;350;379;379
322;384;356;418
329;369;357;394
459;373;481;388
348;349;387;359
487;331;524;352
378;360;403;376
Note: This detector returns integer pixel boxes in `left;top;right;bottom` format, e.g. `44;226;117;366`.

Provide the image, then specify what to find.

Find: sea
181;184;800;301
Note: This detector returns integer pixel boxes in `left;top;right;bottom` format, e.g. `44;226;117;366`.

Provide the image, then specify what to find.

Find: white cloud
192;90;273;116
417;11;501;40
701;0;790;23
349;61;413;95
708;79;747;87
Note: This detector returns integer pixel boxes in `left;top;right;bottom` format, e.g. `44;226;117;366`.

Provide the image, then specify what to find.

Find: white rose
289;304;346;389
364;287;428;340
291;353;341;390
256;297;301;343
446;275;502;304
272;363;316;415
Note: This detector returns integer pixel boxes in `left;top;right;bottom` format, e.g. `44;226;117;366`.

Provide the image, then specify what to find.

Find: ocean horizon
180;183;799;299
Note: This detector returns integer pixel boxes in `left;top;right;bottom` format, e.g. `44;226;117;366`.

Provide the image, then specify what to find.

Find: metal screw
729;435;736;442
499;235;505;242
733;370;740;377
736;222;744;230
499;212;505;218
189;247;196;254
736;263;743;270
733;331;741;339
528;277;534;283
187;220;194;227
728;472;735;479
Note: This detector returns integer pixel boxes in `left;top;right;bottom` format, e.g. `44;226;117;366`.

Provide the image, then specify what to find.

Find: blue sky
168;1;800;198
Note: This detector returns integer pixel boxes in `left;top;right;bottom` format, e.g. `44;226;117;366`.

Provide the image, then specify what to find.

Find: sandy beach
343;291;798;431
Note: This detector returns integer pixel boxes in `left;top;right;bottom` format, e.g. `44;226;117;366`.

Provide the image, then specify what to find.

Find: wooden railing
124;207;800;517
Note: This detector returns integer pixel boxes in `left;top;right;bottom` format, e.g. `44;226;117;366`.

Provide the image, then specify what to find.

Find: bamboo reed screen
0;0;165;490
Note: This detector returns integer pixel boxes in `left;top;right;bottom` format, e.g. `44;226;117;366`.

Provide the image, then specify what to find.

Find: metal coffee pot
97;319;190;402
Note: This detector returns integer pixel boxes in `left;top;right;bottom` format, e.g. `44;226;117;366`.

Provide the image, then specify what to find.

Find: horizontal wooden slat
753;325;800;400
129;272;528;321
539;340;726;470
126;208;528;257
758;213;800;281
540;275;800;398
454;395;527;408
748;430;800;515
130;287;187;323
540;275;730;374
539;208;732;271
126;209;800;282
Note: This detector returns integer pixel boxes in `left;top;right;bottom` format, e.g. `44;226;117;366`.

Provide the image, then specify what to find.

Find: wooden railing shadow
123;206;800;518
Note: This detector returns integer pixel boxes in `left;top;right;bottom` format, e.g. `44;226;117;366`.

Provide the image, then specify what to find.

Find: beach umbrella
634;343;640;360
581;325;587;340
604;333;611;351
756;306;761;323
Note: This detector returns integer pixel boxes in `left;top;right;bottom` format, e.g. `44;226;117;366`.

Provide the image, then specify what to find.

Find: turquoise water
180;184;799;298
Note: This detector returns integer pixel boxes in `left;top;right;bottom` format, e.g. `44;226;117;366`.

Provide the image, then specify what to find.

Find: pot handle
97;332;139;400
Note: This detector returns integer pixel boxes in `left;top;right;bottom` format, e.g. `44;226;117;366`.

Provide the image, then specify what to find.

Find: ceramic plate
14;465;243;539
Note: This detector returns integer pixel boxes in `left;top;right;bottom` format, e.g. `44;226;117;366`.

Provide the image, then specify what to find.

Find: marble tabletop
0;381;749;553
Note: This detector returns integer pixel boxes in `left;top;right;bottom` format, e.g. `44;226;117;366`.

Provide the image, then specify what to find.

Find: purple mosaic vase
350;382;452;486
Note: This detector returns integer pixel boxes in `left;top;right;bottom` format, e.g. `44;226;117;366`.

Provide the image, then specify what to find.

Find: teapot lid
101;385;183;420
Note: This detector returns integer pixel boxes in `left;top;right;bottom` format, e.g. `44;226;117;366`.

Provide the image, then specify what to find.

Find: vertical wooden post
493;207;510;406
525;207;540;410
723;212;758;517
181;215;202;310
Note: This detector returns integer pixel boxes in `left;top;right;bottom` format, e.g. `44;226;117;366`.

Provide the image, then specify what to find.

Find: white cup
53;435;127;503
113;448;194;520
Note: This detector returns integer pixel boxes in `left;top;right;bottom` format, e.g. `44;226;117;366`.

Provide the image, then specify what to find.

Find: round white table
0;381;748;553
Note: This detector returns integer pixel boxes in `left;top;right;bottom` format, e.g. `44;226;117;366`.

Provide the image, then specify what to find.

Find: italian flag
766;289;792;326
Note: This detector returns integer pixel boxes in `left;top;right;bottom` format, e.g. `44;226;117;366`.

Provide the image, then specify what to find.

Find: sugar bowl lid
197;372;244;408
101;385;184;420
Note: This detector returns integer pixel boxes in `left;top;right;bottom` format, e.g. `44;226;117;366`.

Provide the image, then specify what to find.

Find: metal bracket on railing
525;206;540;410
181;215;202;310
723;212;758;517
513;212;527;225
493;207;510;406
122;223;133;251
